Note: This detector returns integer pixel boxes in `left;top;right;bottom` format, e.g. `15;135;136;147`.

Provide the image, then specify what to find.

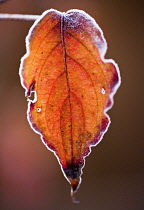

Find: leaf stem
0;14;40;21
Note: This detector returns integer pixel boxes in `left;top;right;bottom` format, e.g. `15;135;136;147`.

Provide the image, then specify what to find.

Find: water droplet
101;87;106;94
37;108;41;113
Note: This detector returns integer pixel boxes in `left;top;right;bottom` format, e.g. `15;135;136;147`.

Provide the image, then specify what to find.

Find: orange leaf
19;9;120;199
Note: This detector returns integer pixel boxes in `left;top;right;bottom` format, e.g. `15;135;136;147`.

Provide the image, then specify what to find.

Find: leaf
19;9;120;199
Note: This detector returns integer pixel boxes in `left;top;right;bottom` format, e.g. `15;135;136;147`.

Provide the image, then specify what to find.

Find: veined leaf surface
19;9;120;199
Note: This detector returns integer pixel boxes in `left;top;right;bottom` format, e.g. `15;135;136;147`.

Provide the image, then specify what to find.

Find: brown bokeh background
0;0;144;209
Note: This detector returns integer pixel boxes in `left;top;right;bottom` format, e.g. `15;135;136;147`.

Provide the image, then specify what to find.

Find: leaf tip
70;177;81;203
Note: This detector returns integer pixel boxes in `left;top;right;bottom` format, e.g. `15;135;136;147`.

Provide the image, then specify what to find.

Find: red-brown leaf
19;9;120;199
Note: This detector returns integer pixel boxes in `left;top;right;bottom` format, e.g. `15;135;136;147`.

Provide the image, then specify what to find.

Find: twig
0;14;40;21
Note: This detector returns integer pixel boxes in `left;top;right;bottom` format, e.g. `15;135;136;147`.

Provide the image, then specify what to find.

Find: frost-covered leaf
19;9;120;200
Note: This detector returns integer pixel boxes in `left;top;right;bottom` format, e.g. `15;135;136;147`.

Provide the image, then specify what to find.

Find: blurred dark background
0;0;144;209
